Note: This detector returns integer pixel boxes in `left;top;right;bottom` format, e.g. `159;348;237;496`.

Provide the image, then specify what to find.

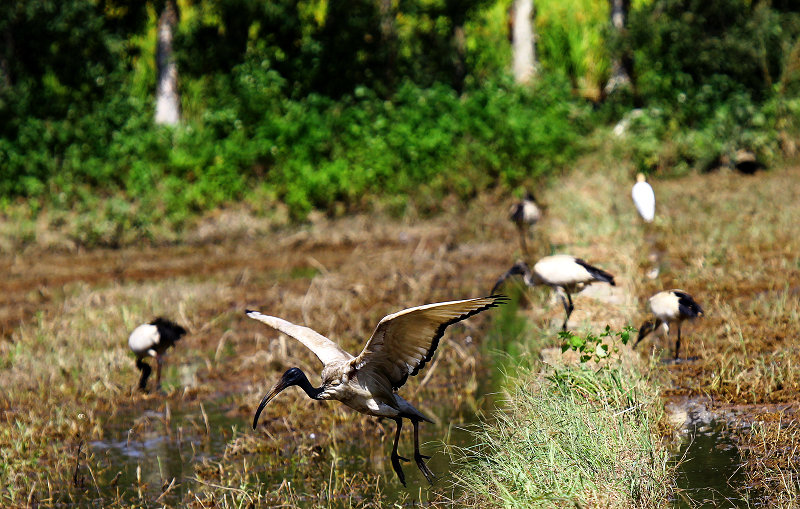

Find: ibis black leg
560;289;574;332
519;228;529;257
674;322;682;360
155;354;163;390
136;358;151;392
412;419;435;484
390;418;408;486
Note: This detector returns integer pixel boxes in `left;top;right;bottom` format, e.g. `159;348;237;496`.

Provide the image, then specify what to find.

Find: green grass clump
452;364;672;508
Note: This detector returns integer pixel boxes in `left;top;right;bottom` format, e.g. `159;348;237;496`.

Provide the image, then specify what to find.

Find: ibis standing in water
631;173;655;223
491;255;615;331
247;295;506;486
509;191;542;256
634;290;703;360
128;318;187;391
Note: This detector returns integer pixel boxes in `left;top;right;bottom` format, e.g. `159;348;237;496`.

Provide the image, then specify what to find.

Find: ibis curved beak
252;379;289;430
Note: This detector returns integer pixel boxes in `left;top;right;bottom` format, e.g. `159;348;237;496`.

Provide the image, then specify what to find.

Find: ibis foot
391;453;407;486
415;453;436;484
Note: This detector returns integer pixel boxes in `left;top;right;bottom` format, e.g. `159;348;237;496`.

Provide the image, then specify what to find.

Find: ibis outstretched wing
352;296;507;390
245;310;354;366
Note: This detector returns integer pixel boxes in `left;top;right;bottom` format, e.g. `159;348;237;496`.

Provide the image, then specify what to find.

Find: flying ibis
631;173;655;223
247;295;506;486
634;290;703;360
128;318;187;391
491;255;616;331
509;191;542;255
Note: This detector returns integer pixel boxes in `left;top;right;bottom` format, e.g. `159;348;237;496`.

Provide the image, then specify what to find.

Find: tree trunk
511;0;537;85
451;21;466;93
1;27;13;89
378;0;397;91
155;0;180;126
604;0;632;95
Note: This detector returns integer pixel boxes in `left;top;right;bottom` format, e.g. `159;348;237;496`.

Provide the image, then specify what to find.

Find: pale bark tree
605;0;632;95
378;0;397;89
1;28;12;89
155;0;180;126
510;0;537;84
451;11;466;93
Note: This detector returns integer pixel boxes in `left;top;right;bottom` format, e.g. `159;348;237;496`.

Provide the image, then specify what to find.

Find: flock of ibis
127;173;703;486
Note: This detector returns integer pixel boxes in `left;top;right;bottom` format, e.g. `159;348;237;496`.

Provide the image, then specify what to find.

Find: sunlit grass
450;364;671;508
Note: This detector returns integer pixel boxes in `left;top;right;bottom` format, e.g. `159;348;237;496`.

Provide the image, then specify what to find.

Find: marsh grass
450;363;670;508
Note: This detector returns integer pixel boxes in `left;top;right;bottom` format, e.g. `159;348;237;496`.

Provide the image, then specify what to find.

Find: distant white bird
634;290;703;359
128;318;187;391
247;295;506;486
491;255;616;331
631;173;655;223
509;191;542;255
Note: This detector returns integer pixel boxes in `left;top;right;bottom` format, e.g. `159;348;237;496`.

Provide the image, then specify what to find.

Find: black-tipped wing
352;296;507;390
673;291;703;318
490;261;532;295
151;317;187;346
574;258;616;286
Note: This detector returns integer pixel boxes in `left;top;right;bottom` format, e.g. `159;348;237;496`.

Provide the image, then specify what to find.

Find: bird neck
294;370;325;400
527;272;544;287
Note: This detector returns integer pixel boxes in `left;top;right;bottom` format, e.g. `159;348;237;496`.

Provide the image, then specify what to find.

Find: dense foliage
1;0;799;237
622;0;800;172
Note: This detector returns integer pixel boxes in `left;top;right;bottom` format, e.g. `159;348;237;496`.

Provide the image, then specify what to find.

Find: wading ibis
510;191;542;255
247;295;506;486
634;290;703;360
128;318;187;391
631;173;655;223
491;255;615;331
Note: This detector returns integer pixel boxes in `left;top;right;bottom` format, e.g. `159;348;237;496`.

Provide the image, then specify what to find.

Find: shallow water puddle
673;421;750;508
89;395;486;505
90;400;242;506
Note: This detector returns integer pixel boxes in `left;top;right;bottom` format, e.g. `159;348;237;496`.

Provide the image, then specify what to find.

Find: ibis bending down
128;318;187;391
491;255;615;331
634;290;703;360
631;173;655;223
247;295;506;486
509;191;542;255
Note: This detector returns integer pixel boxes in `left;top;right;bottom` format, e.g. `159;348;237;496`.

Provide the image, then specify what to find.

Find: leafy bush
613;0;800;174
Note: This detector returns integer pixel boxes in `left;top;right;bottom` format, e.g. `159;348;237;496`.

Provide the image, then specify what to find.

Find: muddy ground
2;155;799;506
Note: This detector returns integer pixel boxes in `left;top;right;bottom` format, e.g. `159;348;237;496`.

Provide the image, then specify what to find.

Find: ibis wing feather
245;310;354;365
672;291;703;318
352;296;506;390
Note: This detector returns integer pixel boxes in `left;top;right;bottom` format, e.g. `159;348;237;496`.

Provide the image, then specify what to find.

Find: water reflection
90;403;240;505
673;421;749;508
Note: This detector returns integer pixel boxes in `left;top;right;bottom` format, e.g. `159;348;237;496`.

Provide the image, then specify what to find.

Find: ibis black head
523;191;537;202
490;261;533;295
634;320;657;348
252;367;322;430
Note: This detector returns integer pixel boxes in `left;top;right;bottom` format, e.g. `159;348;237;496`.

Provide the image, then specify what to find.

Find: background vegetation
2;0;800;246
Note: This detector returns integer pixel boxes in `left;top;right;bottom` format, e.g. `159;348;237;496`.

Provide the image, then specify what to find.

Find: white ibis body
634;290;703;359
247;295;506;486
128;318;187;391
510;191;542;255
631;173;655;223
491;255;616;331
